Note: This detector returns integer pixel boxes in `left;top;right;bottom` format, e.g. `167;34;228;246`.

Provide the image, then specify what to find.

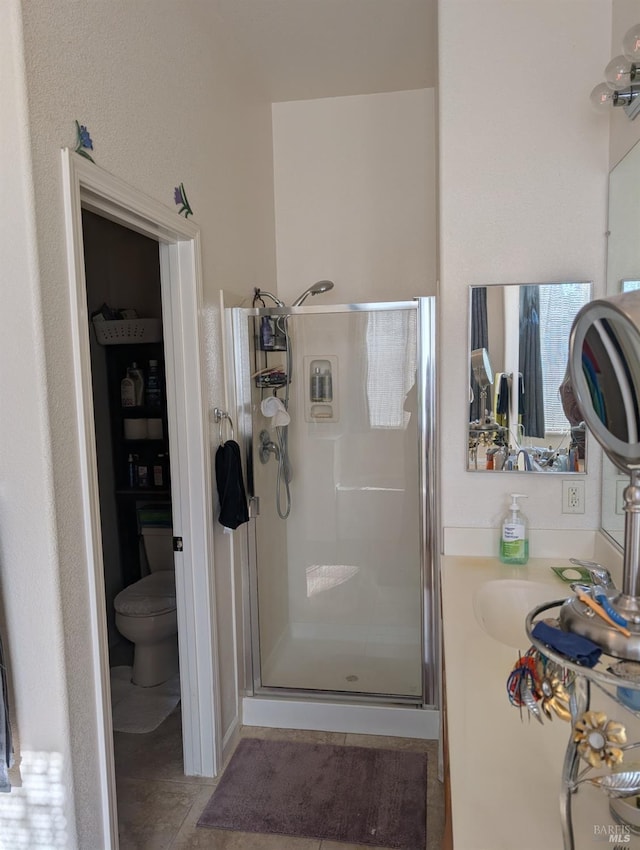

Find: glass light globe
590;82;617;111
623;23;640;62
605;55;635;90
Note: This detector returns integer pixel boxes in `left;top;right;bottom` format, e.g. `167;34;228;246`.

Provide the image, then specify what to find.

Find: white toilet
114;526;178;687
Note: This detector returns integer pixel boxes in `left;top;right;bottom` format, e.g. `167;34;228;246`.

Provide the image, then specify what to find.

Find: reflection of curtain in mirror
470;287;489;421
519;286;545;437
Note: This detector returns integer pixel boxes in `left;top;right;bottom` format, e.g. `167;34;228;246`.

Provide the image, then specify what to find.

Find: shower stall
229;296;438;713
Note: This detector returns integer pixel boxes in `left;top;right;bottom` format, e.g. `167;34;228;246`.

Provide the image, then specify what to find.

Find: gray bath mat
197;737;427;849
110;666;180;733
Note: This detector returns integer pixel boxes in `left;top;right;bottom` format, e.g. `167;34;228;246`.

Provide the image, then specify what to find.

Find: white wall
0;3;78;845
2;1;276;846
438;0;612;546
272;89;437;304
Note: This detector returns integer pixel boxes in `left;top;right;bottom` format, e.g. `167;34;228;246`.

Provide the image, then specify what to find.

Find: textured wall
6;1;277;845
0;2;78;846
439;0;611;543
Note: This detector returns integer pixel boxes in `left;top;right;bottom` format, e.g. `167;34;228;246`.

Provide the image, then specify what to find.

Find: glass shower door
234;300;435;703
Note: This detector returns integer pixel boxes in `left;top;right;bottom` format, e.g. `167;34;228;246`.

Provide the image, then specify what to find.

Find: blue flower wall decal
174;183;193;218
74;120;94;162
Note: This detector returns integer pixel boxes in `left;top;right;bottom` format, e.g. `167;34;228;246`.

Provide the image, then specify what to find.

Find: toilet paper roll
147;418;163;439
124;418;148;440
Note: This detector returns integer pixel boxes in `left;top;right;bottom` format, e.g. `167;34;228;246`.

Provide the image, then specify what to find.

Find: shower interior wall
251;309;423;697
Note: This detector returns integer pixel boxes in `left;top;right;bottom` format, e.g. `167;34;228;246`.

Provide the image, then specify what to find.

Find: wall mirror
601;138;640;546
467;282;592;472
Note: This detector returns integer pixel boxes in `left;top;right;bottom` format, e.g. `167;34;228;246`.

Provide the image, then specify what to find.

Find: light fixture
590;24;640;121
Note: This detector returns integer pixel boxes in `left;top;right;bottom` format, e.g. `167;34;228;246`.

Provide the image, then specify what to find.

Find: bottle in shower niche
128;362;145;406
145;360;161;408
310;366;323;402
320;367;333;402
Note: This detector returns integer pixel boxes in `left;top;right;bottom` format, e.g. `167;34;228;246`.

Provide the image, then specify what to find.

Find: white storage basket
92;318;162;345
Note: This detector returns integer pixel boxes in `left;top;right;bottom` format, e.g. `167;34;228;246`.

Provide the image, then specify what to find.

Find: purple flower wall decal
74;120;95;162
174;182;193;218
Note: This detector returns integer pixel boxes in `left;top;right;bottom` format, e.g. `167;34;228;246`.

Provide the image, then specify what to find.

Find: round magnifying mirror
560;291;640;659
569;291;640;473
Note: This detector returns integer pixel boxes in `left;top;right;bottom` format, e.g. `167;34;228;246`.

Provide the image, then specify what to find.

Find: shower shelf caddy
524;598;640;848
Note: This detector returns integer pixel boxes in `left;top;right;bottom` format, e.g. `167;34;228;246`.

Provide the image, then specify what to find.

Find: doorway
61;150;220;848
82;209;179;716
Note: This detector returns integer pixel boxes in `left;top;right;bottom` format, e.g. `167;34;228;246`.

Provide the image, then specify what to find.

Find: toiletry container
260;317;274;350
499;493;529;564
128;362;145;406
114;512;178;686
121;373;136;407
145;360;161;408
320;368;333;402
310;367;323;402
127;454;137;488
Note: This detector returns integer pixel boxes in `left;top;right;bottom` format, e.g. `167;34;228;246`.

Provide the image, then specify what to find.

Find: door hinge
249;496;260;518
173;537;183;552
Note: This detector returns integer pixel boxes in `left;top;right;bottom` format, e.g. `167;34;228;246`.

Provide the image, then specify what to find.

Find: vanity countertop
441;554;634;850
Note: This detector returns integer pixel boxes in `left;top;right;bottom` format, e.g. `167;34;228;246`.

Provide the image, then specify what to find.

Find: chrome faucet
570;558;616;593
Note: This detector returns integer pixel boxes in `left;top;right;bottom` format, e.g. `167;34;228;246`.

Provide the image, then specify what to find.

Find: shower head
254;288;285;308
291;280;335;307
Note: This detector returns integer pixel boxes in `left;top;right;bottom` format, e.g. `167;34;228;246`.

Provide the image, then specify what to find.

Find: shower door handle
248;496;260;518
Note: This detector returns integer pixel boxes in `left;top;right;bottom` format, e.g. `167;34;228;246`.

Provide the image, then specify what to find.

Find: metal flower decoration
573;710;627;768
535;657;572;722
174;183;193;218
74;121;94;162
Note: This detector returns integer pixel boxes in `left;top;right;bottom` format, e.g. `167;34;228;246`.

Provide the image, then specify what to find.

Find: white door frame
61;149;221;849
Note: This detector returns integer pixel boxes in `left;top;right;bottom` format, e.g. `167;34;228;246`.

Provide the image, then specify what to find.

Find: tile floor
114;707;445;850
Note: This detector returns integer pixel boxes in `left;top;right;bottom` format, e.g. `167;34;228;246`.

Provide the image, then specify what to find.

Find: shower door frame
231;297;439;709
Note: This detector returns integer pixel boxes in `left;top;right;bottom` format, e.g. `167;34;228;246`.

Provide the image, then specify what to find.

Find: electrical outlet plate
562;479;585;514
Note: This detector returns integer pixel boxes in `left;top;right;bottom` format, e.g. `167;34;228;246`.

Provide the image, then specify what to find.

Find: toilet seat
114;571;176;617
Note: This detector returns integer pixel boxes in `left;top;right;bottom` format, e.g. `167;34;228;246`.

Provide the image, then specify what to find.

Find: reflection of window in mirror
468;282;591;472
622;280;640;292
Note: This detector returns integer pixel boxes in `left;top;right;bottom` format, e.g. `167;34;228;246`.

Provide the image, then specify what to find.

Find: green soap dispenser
499;493;529;564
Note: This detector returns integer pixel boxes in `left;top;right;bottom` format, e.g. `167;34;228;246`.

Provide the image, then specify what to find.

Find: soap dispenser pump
499;493;529;565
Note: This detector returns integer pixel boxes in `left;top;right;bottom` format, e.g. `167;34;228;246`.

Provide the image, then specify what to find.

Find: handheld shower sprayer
291;280;334;306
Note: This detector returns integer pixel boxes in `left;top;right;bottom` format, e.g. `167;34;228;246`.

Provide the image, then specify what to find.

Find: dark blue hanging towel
215;439;249;530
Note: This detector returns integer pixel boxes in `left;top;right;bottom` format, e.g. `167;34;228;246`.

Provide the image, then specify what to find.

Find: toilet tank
141;527;175;573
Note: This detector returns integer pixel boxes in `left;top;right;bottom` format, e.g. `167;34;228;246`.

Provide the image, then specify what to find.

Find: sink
473;579;565;649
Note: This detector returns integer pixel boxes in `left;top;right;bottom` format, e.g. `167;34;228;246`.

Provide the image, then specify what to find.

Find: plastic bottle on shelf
121;372;136;407
128;363;145;406
137;461;148;488
153;453;166;487
146;360;162;408
127;454;137;488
